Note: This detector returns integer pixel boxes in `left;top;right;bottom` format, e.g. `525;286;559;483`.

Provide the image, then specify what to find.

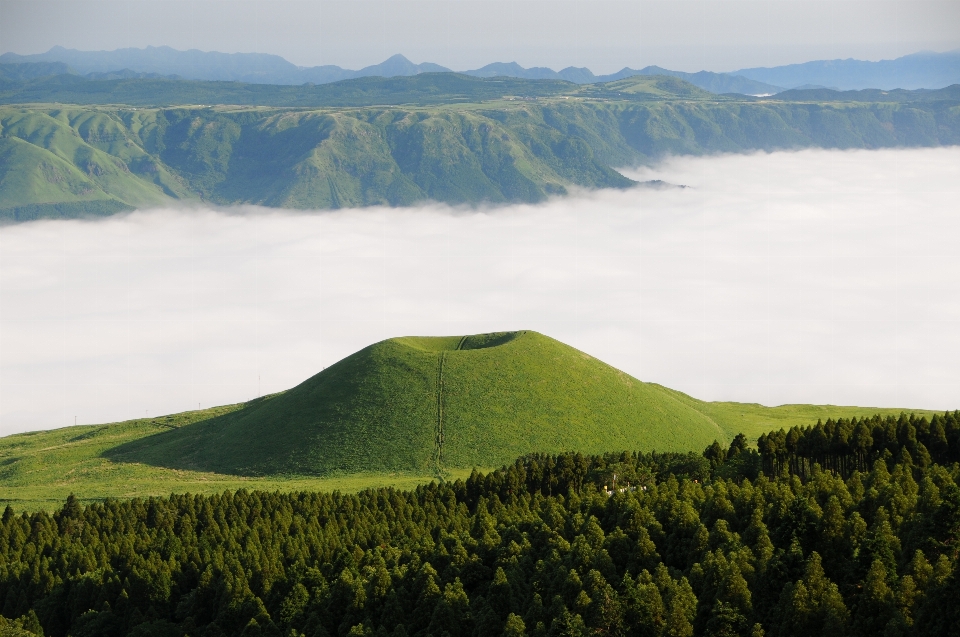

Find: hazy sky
2;147;958;435
1;0;959;73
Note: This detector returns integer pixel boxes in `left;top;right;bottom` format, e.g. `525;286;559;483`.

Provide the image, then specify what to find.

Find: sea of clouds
1;147;959;434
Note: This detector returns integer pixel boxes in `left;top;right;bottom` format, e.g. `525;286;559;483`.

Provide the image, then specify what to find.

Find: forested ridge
1;411;959;637
755;411;960;479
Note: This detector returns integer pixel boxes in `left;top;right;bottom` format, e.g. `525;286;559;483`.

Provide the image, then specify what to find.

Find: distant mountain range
733;50;960;91
0;46;780;94
2;45;959;98
3;46;957;93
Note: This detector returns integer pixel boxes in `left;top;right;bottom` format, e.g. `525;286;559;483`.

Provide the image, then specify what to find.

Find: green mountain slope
1;331;941;510
0;108;194;219
2;79;959;218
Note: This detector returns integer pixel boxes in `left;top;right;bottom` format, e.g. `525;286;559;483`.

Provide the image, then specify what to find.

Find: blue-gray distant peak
458;62;597;83
456;62;781;94
556;67;597;84
732;50;960;90
354;54;452;78
630;66;783;95
0;45;302;83
0;60;74;81
463;62;565;80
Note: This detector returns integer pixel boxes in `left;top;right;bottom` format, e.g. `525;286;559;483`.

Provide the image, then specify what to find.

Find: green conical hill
108;331;727;476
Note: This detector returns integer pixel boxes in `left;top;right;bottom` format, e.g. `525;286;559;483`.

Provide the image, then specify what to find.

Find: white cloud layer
2;147;959;435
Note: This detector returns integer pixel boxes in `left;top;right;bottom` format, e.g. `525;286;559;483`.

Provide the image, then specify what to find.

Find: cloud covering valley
1;147;958;434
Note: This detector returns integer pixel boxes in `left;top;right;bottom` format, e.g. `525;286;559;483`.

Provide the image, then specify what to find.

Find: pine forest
1;412;959;637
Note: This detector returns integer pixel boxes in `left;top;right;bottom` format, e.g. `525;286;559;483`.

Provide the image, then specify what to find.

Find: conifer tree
775;552;849;636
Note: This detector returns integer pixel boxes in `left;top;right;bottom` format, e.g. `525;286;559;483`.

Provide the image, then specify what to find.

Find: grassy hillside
3;91;959;219
579;75;720;100
0;103;642;218
0;107;194;219
0;401;470;512
0;330;942;511
104;331;728;476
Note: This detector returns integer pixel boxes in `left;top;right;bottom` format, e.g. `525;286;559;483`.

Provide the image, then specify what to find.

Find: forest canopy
0;411;959;637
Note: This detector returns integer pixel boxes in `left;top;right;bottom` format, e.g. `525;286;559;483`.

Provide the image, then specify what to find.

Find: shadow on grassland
101;396;285;477
101;339;441;478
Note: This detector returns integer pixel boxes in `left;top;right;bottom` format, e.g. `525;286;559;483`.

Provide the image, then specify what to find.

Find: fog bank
2;147;959;435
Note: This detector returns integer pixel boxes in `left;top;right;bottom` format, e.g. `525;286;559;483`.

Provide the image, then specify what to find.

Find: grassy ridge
0;107;194;218
0;331;941;511
0;72;580;108
437;332;726;467
2;76;959;218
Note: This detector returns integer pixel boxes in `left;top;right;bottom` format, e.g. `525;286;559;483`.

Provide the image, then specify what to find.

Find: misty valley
1;36;960;637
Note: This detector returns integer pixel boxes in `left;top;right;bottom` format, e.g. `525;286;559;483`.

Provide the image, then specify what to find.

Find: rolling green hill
104;331;729;476
0;330;942;512
3;86;959;219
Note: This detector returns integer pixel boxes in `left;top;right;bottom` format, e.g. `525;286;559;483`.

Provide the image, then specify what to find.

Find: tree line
0;414;958;637
756;411;960;479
